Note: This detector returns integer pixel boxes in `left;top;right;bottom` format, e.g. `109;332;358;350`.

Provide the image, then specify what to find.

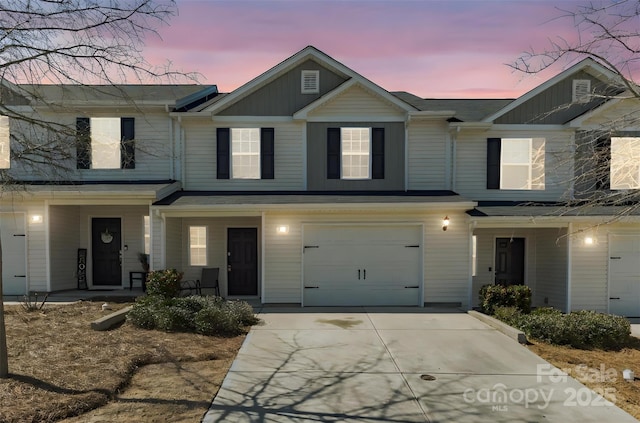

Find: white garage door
609;234;640;317
1;213;27;296
303;224;422;306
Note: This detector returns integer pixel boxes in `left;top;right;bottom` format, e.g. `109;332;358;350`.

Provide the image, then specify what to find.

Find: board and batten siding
49;206;81;291
183;120;304;191
455;130;574;202
263;211;470;306
407;120;449;190
8;111;174;182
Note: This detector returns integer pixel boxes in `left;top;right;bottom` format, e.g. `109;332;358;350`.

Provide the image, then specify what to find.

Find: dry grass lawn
0;301;245;423
528;337;640;420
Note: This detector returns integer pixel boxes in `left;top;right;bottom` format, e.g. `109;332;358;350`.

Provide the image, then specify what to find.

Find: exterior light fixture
442;216;450;231
31;215;43;223
584;236;594;246
277;225;289;234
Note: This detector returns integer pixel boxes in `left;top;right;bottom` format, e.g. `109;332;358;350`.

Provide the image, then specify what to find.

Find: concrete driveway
203;308;638;422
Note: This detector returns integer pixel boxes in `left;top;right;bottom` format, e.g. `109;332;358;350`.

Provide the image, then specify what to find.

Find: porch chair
195;267;220;296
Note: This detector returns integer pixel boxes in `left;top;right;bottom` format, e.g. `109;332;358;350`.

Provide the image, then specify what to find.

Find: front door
0;214;27;295
92;218;122;286
609;235;640;317
227;228;258;296
495;237;525;286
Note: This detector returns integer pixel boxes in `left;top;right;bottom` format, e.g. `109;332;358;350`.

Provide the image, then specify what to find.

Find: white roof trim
567;91;633;127
293;78;414;120
483;58;619;123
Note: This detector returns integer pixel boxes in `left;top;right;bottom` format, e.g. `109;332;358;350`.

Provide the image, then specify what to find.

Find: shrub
128;294;258;337
493;306;523;327
145;269;183;299
480;284;532;315
517;308;630;350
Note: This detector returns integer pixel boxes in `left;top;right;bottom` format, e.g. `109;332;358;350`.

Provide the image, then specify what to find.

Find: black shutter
76;117;90;169
372;128;385;179
487;138;501;189
217;128;230;179
261;128;275;179
595;137;611;190
120;117;135;169
327;128;341;179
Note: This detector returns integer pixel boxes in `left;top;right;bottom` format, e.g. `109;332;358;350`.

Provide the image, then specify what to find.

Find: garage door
1;213;27;296
609;234;640;317
303;224;422;306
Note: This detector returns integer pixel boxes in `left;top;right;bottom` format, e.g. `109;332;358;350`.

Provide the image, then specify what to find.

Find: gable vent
301;70;319;94
573;79;591;103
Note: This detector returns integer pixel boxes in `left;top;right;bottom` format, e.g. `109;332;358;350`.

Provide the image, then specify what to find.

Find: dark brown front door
495;237;525;286
92;218;122;286
227;228;258;296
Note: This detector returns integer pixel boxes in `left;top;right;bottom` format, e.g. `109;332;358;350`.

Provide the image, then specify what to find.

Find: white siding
455;130;573;201
407;120;449;190
164;216;183;270
581;98;640;128
307;85;405;120
264;211;470;307
570;224;609;312
183;121;304;190
535;228;568;311
49;206;81;291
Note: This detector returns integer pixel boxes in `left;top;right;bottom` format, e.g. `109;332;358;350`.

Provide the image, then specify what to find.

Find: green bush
480;284;532;314
516;308;630;350
493;306;523;327
145;269;183;299
127;294;258;337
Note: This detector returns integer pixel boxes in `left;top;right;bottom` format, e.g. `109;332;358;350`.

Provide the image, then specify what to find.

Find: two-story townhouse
153;46;476;307
0;83;211;295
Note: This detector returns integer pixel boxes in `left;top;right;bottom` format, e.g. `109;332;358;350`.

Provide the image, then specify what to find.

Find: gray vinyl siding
7;110;173;182
183;120;304;190
570;224;609;312
455;130;573;201
407;121;449;190
307;122;405;191
494;71;617;124
218;60;348;116
49;206;81;291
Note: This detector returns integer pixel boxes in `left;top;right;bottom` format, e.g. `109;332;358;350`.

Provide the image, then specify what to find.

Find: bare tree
511;0;640;217
0;0;192;378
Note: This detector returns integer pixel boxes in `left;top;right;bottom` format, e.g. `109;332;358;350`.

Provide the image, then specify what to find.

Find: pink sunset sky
144;0;582;99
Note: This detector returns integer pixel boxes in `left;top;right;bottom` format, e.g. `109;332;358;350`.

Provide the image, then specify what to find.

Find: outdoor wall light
584;236;594;246
277;225;289;234
31;215;43;224
442;216;450;231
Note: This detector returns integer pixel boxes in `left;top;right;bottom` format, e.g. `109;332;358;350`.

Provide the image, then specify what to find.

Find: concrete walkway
203;307;638;423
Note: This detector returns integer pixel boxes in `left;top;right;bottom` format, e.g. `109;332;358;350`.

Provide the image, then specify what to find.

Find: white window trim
189;226;207;266
340;127;372;180
231;128;261;179
301;70;319;94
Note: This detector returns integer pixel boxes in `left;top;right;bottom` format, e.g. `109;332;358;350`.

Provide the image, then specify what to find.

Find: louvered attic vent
573;79;591;103
301;70;319;94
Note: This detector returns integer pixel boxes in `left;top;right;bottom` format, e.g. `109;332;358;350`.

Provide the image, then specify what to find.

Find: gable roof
483;58;621;123
392;92;513;122
199;45;417;116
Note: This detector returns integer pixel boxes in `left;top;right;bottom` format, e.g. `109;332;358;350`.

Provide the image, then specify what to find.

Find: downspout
566;222;573;313
451;126;459;192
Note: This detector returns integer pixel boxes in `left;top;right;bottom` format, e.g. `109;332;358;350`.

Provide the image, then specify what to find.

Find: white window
611;137;640;189
500;138;545;190
90;117;120;169
301;70;319;94
341;127;371;179
189;226;207;266
471;235;477;277
0;116;9;169
231;128;260;179
143;216;150;255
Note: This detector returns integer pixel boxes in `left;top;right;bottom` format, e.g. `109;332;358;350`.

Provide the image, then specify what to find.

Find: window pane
143;216;150;255
90;117;121;169
611;137;640;189
231;128;260;179
0;116;9;169
189;226;207;266
341;127;371;179
500;138;545;190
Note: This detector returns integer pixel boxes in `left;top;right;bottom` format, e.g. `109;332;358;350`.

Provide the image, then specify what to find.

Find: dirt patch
317;317;363;329
0;301;245;423
528;338;640;419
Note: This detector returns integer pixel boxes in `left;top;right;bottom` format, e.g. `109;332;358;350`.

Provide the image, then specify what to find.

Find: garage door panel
303;225;422;306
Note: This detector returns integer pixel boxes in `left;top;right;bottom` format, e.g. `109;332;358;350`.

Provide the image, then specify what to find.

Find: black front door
495;237;525;286
227;228;258;296
92;218;122;286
